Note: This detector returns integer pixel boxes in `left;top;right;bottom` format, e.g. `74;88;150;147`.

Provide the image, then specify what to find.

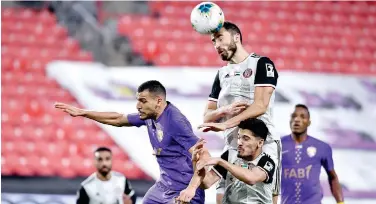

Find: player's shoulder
257;152;276;168
281;135;292;143
112;171;127;180
308;136;332;149
250;53;274;63
259;152;274;162
81;173;96;186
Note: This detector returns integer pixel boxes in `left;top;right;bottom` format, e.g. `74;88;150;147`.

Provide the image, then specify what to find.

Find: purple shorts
143;182;205;204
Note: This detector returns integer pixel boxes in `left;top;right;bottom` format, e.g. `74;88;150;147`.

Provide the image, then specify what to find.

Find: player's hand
196;157;220;171
191;139;206;162
122;194;132;204
222;101;248;116
198;122;227;132
54;102;85;117
175;186;196;203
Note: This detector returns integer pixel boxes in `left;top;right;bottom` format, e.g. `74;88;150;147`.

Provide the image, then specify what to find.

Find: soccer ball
190;2;225;34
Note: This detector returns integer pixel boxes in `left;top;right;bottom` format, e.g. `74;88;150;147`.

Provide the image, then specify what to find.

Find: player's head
94;147;112;177
290;104;311;135
211;21;242;61
237;118;269;159
136;80;167;120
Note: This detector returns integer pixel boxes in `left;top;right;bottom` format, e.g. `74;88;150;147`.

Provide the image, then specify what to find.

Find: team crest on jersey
307;146;317;157
243;68;253;78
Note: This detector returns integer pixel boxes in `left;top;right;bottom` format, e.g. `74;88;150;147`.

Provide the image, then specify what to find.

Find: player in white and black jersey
76;147;136;204
183;118;275;204
198;21;281;204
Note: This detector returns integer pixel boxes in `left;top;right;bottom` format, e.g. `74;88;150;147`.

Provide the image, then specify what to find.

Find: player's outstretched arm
198;155;275;186
54;102;133;127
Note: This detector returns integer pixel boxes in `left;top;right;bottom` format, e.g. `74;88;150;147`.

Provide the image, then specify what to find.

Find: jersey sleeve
213;150;229;179
208;71;221;102
321;143;334;172
254;57;278;88
127;113;146;127
257;155;276;184
76;186;90;204
124;178;136;203
171;114;199;151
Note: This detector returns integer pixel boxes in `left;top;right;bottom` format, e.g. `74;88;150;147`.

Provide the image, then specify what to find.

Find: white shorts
216;140;282;196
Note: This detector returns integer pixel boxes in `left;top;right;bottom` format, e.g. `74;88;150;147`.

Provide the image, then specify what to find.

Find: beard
220;39;237;61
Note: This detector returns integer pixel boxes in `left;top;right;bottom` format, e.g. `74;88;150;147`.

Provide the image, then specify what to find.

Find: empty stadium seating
118;1;376;74
1;8;148;179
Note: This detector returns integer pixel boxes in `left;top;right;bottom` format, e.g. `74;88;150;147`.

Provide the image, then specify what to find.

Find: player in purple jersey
281;104;344;204
55;80;208;204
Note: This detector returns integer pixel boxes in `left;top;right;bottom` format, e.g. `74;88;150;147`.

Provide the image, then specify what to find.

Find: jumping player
281;104;344;204
196;21;281;204
55;80;207;204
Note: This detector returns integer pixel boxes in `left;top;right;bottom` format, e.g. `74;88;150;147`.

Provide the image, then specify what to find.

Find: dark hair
137;80;166;98
223;21;242;43
295;104;310;118
238;118;269;140
94;147;112;154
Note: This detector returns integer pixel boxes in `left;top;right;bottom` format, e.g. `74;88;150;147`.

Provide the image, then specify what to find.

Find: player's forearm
329;177;344;202
83;110;127;127
204;108;225;123
224;103;266;129
218;159;258;185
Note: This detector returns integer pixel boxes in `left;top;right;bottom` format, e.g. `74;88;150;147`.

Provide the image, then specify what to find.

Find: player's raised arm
54;102;144;127
322;144;344;203
204;71;248;123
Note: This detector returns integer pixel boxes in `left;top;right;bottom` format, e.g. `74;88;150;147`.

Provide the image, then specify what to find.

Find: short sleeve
171;114;199;151
213;150;229;179
124;178;136;203
127;113;146;127
208;71;221;101
254;57;278;88
321;144;334;172
76;186;89;204
257;155;276;184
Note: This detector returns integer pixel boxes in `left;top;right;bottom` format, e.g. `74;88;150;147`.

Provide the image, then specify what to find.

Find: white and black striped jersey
76;171;136;204
214;149;276;204
209;53;279;146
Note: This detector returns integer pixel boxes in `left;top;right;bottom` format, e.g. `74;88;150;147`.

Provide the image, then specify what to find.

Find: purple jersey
281;135;334;204
127;102;203;193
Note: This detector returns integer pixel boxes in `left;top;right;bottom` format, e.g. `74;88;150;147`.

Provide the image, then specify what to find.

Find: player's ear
258;139;264;148
308;119;311;127
234;33;240;43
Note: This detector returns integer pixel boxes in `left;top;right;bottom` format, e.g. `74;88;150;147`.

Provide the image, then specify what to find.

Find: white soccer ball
190;2;225;34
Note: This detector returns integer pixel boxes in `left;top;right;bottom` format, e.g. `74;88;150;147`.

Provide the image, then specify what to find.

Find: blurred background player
198;21;281;204
178;118;275;204
281;104;344;204
77;147;136;204
55;80;207;203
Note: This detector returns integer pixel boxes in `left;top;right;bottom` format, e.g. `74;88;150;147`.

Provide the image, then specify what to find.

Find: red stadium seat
1;8;142;179
106;1;376;75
